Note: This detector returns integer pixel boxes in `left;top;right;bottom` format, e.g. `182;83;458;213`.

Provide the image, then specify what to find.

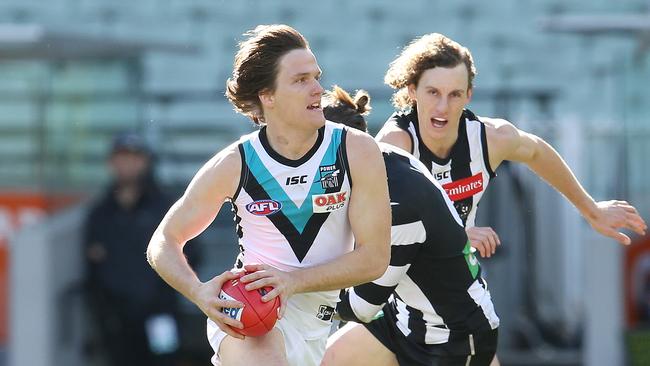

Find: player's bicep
485;118;536;167
156;146;242;246
348;138;391;246
504;130;541;164
347;133;391;264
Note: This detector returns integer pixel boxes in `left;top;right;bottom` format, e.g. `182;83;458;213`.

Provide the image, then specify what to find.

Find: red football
219;275;279;337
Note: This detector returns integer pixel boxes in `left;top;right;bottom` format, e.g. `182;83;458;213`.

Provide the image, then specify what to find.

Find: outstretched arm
147;143;246;339
485;118;647;245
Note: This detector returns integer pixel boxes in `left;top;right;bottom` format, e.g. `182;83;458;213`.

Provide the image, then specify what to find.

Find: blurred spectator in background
83;132;179;366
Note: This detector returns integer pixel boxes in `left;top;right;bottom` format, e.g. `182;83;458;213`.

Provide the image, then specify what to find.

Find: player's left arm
486;118;647;245
242;130;391;316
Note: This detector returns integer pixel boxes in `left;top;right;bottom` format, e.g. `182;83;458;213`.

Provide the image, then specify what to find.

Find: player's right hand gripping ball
219;276;279;336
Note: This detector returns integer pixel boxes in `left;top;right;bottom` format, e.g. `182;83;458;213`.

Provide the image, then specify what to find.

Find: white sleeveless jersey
385;109;495;227
230;121;353;338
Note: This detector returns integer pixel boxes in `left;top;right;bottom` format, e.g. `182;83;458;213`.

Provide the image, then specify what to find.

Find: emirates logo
442;173;484;201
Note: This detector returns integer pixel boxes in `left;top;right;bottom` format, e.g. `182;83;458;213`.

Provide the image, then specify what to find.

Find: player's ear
407;84;417;102
259;89;274;108
467;87;473;103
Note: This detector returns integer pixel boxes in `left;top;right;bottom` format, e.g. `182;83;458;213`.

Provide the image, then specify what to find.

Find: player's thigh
219;328;289;366
321;322;398;366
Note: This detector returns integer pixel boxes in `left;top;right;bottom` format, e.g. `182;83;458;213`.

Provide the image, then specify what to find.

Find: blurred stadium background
1;1;649;365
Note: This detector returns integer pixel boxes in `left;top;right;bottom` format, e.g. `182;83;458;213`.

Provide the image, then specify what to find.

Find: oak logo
312;192;347;213
246;199;282;216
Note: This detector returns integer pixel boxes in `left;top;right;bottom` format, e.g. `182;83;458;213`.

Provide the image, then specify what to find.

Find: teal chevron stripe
242;129;343;233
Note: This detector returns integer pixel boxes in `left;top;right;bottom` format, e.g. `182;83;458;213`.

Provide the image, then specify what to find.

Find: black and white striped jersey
337;144;499;345
384;108;495;227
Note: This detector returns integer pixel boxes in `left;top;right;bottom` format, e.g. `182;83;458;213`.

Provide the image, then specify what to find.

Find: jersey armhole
480;123;496;179
231;144;248;201
405;125;415;155
340;127;352;188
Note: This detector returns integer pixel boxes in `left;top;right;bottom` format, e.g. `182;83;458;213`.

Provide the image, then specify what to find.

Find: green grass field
627;329;650;366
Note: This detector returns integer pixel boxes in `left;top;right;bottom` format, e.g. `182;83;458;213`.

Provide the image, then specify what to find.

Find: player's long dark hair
226;24;309;125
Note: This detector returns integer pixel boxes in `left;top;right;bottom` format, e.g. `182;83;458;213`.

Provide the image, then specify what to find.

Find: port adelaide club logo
318;164;340;189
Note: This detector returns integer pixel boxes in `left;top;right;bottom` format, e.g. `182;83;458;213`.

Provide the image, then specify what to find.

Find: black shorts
363;313;498;366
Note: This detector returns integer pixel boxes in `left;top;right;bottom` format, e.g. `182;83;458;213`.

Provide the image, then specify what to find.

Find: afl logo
246;199;282;216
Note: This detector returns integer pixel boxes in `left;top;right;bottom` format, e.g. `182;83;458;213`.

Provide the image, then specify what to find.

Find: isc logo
286;175;308;185
246;199;282;216
434;170;450;180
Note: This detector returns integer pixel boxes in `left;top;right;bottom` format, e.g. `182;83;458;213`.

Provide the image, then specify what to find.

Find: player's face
408;64;472;142
262;48;325;131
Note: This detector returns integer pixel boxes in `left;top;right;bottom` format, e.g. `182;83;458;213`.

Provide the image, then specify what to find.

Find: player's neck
265;123;320;161
422;132;458;160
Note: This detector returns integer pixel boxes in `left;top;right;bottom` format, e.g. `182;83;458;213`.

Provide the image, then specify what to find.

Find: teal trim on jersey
242;127;343;232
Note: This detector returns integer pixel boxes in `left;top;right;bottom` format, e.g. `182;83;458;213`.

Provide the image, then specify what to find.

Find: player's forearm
146;231;203;304
291;244;389;294
526;139;597;218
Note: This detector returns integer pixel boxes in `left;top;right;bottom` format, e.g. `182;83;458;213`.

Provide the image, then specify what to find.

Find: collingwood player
372;33;646;366
147;26;390;366
376;33;646;261
321;86;499;366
